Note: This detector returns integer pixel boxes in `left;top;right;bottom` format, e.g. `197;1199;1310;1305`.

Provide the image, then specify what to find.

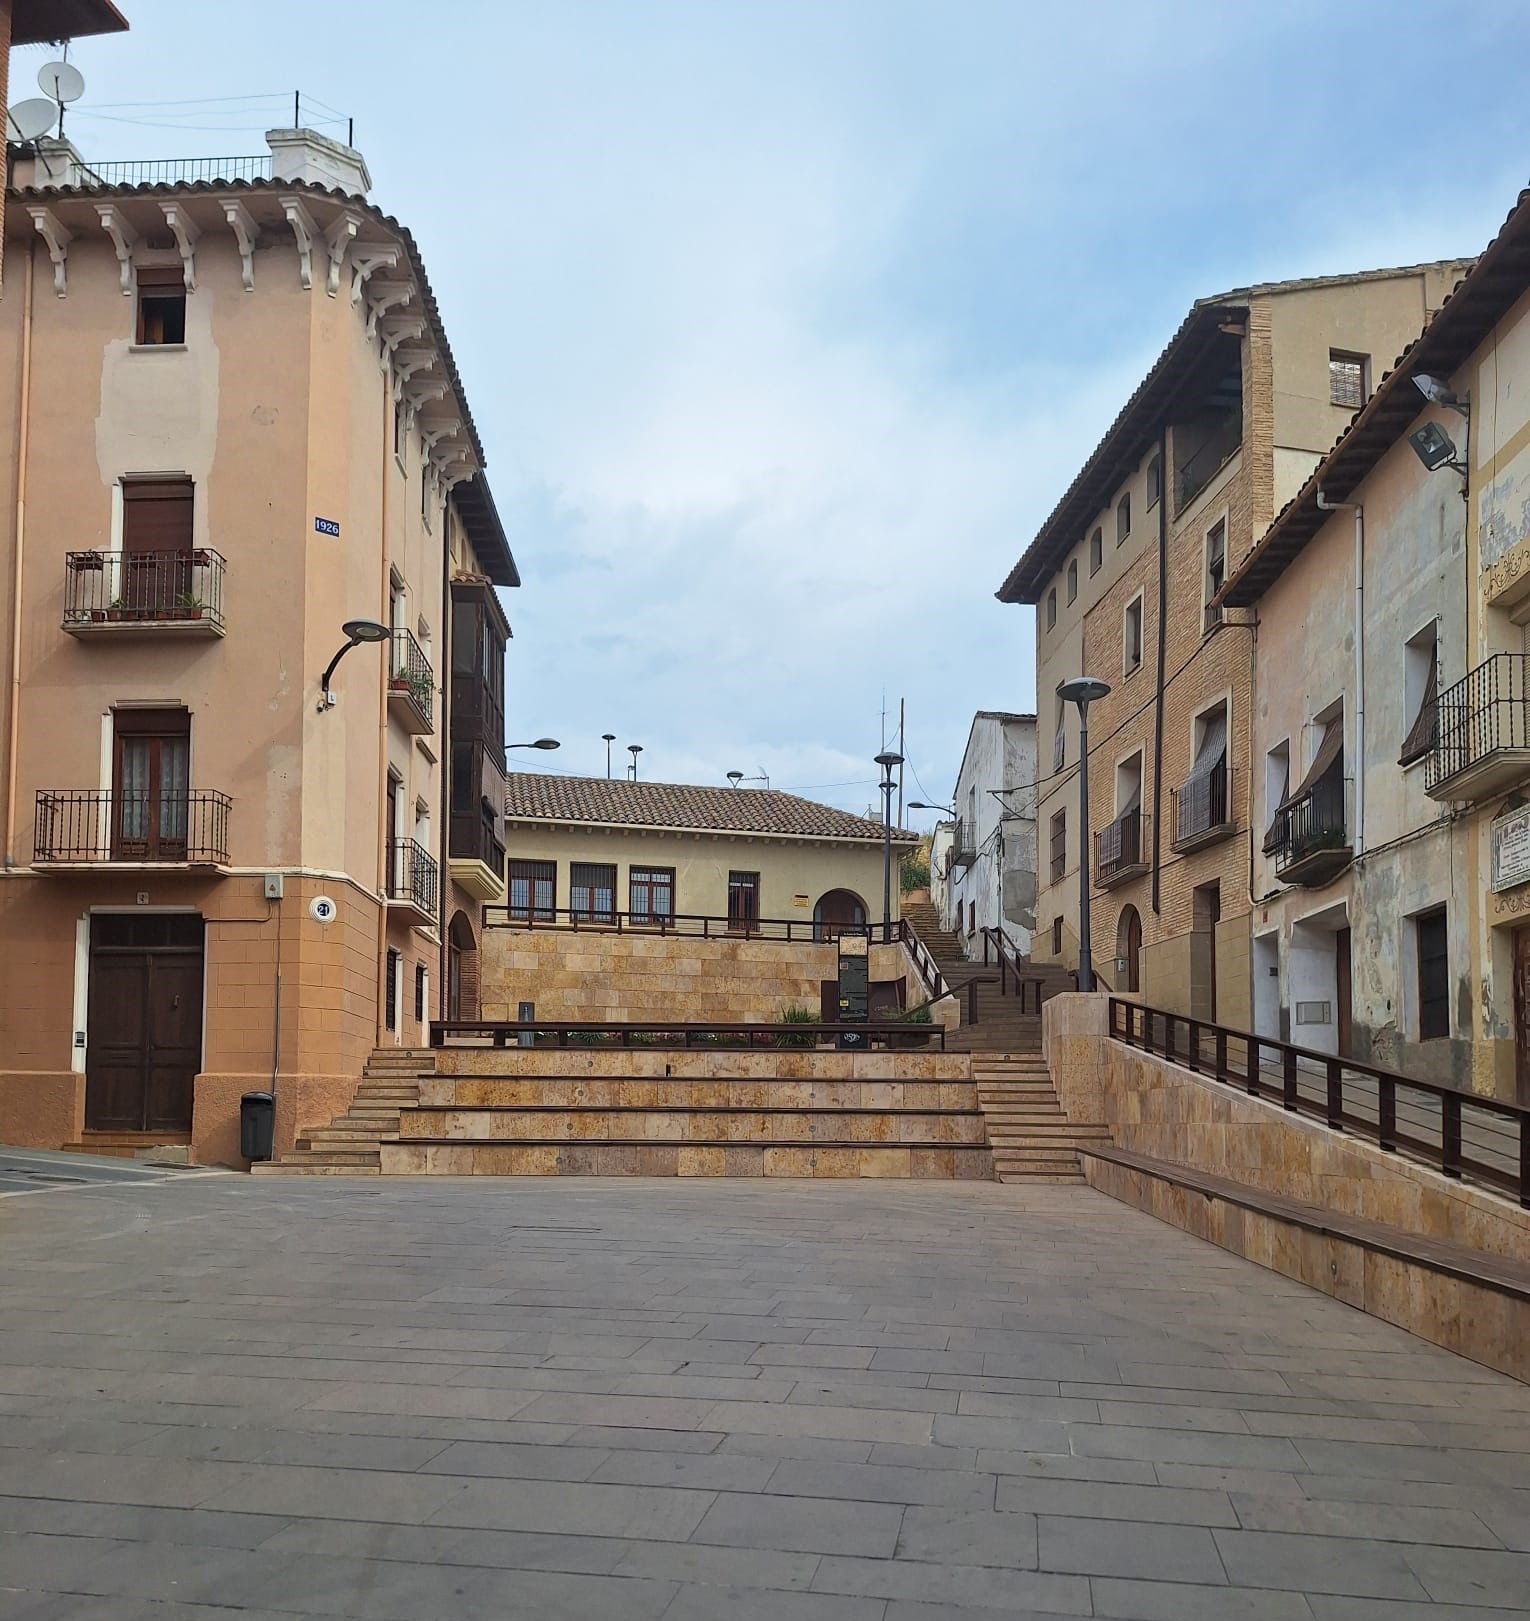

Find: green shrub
777;1004;818;1048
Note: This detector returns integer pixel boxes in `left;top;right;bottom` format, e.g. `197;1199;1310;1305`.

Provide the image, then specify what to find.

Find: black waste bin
240;1091;275;1163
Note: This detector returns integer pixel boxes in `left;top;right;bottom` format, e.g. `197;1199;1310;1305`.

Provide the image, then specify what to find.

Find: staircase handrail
897;915;951;1003
979;926;1051;1016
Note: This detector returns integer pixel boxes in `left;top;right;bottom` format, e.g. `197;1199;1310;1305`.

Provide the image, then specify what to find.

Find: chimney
265;127;370;197
10;136;94;191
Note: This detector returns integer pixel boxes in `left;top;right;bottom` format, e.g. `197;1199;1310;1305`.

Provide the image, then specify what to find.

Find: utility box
836;930;869;1050
240;1091;275;1162
263;873;284;900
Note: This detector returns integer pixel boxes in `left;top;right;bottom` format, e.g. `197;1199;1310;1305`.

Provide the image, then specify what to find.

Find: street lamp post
628;744;643;781
1056;677;1111;992
875;751;904;936
507;738;560;753
602;734;616;778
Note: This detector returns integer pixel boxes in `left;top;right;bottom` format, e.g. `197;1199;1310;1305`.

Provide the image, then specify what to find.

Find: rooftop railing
79;155;271;187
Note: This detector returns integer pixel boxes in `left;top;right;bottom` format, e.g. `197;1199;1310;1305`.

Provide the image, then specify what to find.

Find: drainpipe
1316;489;1364;861
1150;426;1168;914
3;239;35;868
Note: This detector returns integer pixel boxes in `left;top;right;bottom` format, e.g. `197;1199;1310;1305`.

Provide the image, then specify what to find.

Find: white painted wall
943;714;1037;955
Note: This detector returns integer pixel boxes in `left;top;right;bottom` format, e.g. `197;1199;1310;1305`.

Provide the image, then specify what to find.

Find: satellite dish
38;62;86;106
6;99;56;142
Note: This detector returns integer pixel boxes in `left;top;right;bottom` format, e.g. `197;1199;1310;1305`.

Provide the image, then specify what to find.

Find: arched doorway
813;889;867;942
1116;905;1142;994
447;910;477;1021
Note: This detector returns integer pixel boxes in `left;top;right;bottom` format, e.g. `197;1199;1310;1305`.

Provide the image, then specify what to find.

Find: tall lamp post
1056;677;1111;992
602;734;616;777
875;751;904;935
628;744;643;780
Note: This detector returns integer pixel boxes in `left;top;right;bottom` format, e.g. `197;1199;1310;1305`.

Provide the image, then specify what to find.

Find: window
1116;493;1131;546
112;707;190;860
1066;559;1078;605
1147;454;1162;508
1051;916;1063;956
1124;594;1144;674
1263;741;1289;853
420;466;432;524
1400;624;1439;765
508;859;556;921
1329;351;1368;409
393;400;405;460
135;267;186;345
1053;695;1065;771
570;862;617;922
630;866;675;924
728;871;760;932
1089;527;1103;576
1204;519;1226;630
385;949;400;1032
1416;908;1449;1040
968;900;976;935
414;961;427;1025
1176;703;1229;845
1050;809;1066;883
1046;588;1057;631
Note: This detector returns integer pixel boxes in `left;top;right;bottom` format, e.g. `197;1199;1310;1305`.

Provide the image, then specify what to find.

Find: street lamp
875;751;904;934
1057;676;1111;992
602;734;616;777
907;800;955;817
507;738;560;751
628;744;643;780
318;619;390;710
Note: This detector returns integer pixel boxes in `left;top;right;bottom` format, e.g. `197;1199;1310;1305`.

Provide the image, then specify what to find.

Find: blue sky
51;0;1530;822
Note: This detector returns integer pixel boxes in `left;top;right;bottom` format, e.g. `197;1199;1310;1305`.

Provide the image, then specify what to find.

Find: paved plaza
1;1174;1528;1619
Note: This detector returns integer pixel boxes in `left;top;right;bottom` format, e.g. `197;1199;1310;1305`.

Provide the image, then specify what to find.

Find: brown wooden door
1336;927;1353;1055
1514;928;1530;1105
728;871;760;933
112;709;190;860
1122;906;1142;994
121;477;193;613
85;914;203;1132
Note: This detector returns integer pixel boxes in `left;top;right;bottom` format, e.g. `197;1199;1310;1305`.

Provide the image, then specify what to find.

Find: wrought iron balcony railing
388;627;434;734
81;155;270;187
387;838;439;916
1170;762;1234;852
1095;807;1149;887
63;549;225;636
950;820;976;869
1272;771;1351;886
1426;653;1530;801
34;789;231;866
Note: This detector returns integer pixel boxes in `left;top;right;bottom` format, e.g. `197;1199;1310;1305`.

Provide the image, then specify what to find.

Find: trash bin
240;1090;275;1162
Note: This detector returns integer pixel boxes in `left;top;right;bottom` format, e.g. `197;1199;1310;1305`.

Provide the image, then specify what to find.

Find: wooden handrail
1109;997;1529;1208
979;926;1050;1015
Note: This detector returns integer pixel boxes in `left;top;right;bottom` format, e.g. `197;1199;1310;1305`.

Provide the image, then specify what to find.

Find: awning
1182;711;1227;789
1278;715;1343;812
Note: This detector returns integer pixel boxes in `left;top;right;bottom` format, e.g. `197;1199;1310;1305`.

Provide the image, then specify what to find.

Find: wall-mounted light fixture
318;619;390;711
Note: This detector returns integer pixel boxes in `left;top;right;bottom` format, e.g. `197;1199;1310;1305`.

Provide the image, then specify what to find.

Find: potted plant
776;1004;817;1049
70;551;105;572
103;595;128;624
407;669;433;711
892;1005;936;1049
170;591;204;623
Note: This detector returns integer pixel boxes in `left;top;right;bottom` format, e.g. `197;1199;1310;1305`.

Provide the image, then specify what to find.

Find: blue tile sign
315;516;341;537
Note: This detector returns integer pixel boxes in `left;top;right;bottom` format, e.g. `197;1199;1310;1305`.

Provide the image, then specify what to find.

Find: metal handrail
432;1018;945;1051
898;916;950;1003
1170;761;1232;849
1272;770;1349;876
389;628;434;729
485;906;906;943
979;926;1053;1014
1427;652;1530;792
388;838;439;914
1110;998;1529;1207
80;155;270;187
63;549;225;631
34;788;231;865
1095;808;1148;883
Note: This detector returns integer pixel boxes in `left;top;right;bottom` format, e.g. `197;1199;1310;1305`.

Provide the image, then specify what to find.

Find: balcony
387;628;434;735
1272;772;1351;887
386;838;439;925
1426;654;1530;802
448;813;506;903
950;820;977;869
1095;808;1149;888
34;789;231;869
1170;762;1235;853
62;550;225;639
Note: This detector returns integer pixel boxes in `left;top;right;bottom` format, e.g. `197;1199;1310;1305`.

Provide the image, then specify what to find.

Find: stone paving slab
1;1176;1528;1618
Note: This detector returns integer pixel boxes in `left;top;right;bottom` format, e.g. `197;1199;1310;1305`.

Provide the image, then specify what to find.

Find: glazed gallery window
629;866;675;924
136;267;186;345
508;859;556;921
569;862;617;922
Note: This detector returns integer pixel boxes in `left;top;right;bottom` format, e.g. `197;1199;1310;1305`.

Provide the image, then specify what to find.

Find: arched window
1116;493;1131;545
1046;588;1057;630
1066;559;1078;604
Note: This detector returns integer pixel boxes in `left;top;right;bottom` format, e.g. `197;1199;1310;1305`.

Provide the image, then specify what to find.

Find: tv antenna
36;58;86;140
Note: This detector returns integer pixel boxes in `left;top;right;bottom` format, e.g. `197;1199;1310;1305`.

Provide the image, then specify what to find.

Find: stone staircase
252;1048;433;1177
902;903;1104;1182
975;1055;1111;1184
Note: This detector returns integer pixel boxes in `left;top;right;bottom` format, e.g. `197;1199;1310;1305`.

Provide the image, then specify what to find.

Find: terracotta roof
505;774;917;843
1223;196;1530;607
994;261;1476;607
9;175;517;588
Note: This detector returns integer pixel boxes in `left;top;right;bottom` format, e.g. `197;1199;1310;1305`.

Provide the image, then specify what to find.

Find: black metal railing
1109;998;1530;1208
1272;770;1349;880
1171;761;1231;850
1095;808;1147;884
388;838;439;915
81;155;270;186
485;906;909;944
1175;409;1242;511
1427;653;1530;794
388;628;434;730
34;789;231;866
449;814;505;876
432;1017;945;1051
950;820;976;868
980;926;1065;1014
63;549;225;632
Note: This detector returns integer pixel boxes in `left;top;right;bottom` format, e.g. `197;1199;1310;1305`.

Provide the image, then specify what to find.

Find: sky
46;0;1530;825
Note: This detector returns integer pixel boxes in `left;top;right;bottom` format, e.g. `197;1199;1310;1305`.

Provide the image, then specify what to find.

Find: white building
942;711;1038;955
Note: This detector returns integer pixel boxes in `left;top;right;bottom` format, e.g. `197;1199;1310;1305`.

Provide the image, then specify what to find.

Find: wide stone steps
381;1140;993;1178
253;1050;432;1177
971;1061;1108;1185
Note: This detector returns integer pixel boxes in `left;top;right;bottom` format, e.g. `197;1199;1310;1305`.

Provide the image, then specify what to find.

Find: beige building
1227;188;1530;1103
998;262;1471;1028
0;123;518;1163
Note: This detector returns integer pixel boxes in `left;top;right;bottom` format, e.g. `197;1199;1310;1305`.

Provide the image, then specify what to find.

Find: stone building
998;262;1471;1026
0;125;518;1162
941;710;1037;956
1226;188;1530;1103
